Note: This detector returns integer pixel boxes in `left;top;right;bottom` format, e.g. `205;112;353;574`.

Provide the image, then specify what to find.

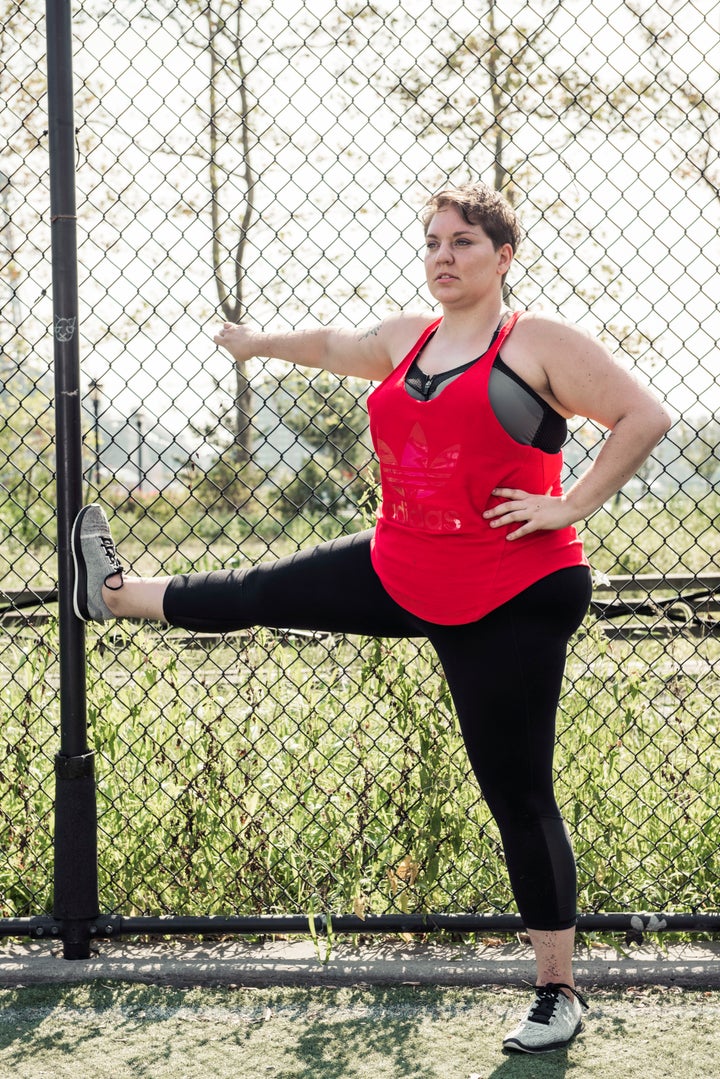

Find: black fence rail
591;573;720;639
1;1;718;959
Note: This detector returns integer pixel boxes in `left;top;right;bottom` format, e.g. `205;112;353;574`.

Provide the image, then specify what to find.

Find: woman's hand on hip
483;487;576;540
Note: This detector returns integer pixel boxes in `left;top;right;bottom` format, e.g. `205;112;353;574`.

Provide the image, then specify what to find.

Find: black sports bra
405;326;567;454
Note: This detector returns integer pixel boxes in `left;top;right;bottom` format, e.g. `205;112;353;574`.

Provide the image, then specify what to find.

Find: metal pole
133;409;145;493
89;379;102;485
45;0;99;960
137;413;144;492
0;170;24;346
94;395;101;485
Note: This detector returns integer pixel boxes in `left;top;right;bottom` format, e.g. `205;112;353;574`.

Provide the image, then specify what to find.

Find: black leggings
164;529;592;931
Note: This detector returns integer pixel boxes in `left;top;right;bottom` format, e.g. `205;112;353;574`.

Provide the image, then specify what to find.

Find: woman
72;182;670;1054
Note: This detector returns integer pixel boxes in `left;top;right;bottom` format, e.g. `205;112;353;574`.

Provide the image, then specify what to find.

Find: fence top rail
593;573;720;594
1;574;719;615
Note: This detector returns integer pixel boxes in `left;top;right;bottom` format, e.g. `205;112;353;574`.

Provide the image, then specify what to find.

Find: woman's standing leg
430;567;592;1052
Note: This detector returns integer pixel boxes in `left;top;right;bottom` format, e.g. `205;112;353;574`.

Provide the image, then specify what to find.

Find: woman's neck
417;303;510;373
435;300;509;349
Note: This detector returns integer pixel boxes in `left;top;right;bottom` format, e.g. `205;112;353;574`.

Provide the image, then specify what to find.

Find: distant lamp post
132;409;146;493
1;169;23;356
88;378;103;486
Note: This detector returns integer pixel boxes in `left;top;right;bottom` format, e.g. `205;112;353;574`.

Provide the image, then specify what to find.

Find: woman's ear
497;242;514;276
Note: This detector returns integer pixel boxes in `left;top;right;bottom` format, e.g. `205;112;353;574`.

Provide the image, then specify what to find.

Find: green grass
0;983;717;1079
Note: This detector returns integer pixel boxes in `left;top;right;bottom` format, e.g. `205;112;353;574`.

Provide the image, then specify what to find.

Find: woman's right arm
212;313;432;382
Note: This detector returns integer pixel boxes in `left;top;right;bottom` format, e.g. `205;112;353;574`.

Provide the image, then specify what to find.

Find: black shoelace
529;983;589;1025
99;535;124;586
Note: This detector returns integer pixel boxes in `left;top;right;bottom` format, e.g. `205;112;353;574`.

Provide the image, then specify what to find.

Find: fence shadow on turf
0;983;449;1078
271;986;446;1079
271;987;574;1079
486;1051;570;1078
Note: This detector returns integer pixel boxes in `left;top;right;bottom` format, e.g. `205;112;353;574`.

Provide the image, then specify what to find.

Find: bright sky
26;0;720;450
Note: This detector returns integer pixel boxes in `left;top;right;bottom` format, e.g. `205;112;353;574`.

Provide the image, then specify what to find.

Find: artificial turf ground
1;982;717;1078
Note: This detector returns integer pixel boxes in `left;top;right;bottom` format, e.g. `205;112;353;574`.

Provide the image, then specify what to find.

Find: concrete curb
1;939;719;990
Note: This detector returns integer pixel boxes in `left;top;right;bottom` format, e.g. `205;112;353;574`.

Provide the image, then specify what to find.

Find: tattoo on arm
358;324;381;341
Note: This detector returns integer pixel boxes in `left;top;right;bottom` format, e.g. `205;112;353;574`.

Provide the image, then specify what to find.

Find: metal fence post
45;0;99;960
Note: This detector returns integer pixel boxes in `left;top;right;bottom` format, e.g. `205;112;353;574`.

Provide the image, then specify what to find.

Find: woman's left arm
485;315;672;540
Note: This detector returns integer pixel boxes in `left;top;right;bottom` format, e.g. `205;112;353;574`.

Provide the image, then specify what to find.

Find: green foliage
0;376;56;554
180;452;268;519
266;370;378;524
0;612;717;921
0;626;56;915
580;490;719;576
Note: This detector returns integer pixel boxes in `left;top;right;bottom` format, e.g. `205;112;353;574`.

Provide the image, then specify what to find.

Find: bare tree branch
205;0;255;462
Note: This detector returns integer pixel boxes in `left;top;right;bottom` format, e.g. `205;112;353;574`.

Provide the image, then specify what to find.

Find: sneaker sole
70;504;93;622
503;1020;583;1055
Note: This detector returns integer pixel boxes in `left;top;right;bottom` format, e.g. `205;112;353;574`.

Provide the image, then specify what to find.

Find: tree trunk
208;1;255;465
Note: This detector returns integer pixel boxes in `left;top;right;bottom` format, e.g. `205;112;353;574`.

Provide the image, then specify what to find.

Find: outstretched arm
213;313;432;382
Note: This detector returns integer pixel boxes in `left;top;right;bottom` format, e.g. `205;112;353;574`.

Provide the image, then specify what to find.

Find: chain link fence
1;0;718;938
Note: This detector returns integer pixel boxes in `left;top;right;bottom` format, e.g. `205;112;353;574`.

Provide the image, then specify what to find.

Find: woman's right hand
213;322;259;363
211;312;432;381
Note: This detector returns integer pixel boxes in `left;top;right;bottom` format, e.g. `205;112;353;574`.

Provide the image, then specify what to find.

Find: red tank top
367;312;587;624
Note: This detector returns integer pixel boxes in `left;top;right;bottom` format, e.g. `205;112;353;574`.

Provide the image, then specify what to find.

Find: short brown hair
421;182;522;254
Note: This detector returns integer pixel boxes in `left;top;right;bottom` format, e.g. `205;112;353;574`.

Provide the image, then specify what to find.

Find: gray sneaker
71;504;124;622
502;983;588;1054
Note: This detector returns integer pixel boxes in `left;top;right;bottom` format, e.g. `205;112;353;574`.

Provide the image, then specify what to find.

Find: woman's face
423;206;512;307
